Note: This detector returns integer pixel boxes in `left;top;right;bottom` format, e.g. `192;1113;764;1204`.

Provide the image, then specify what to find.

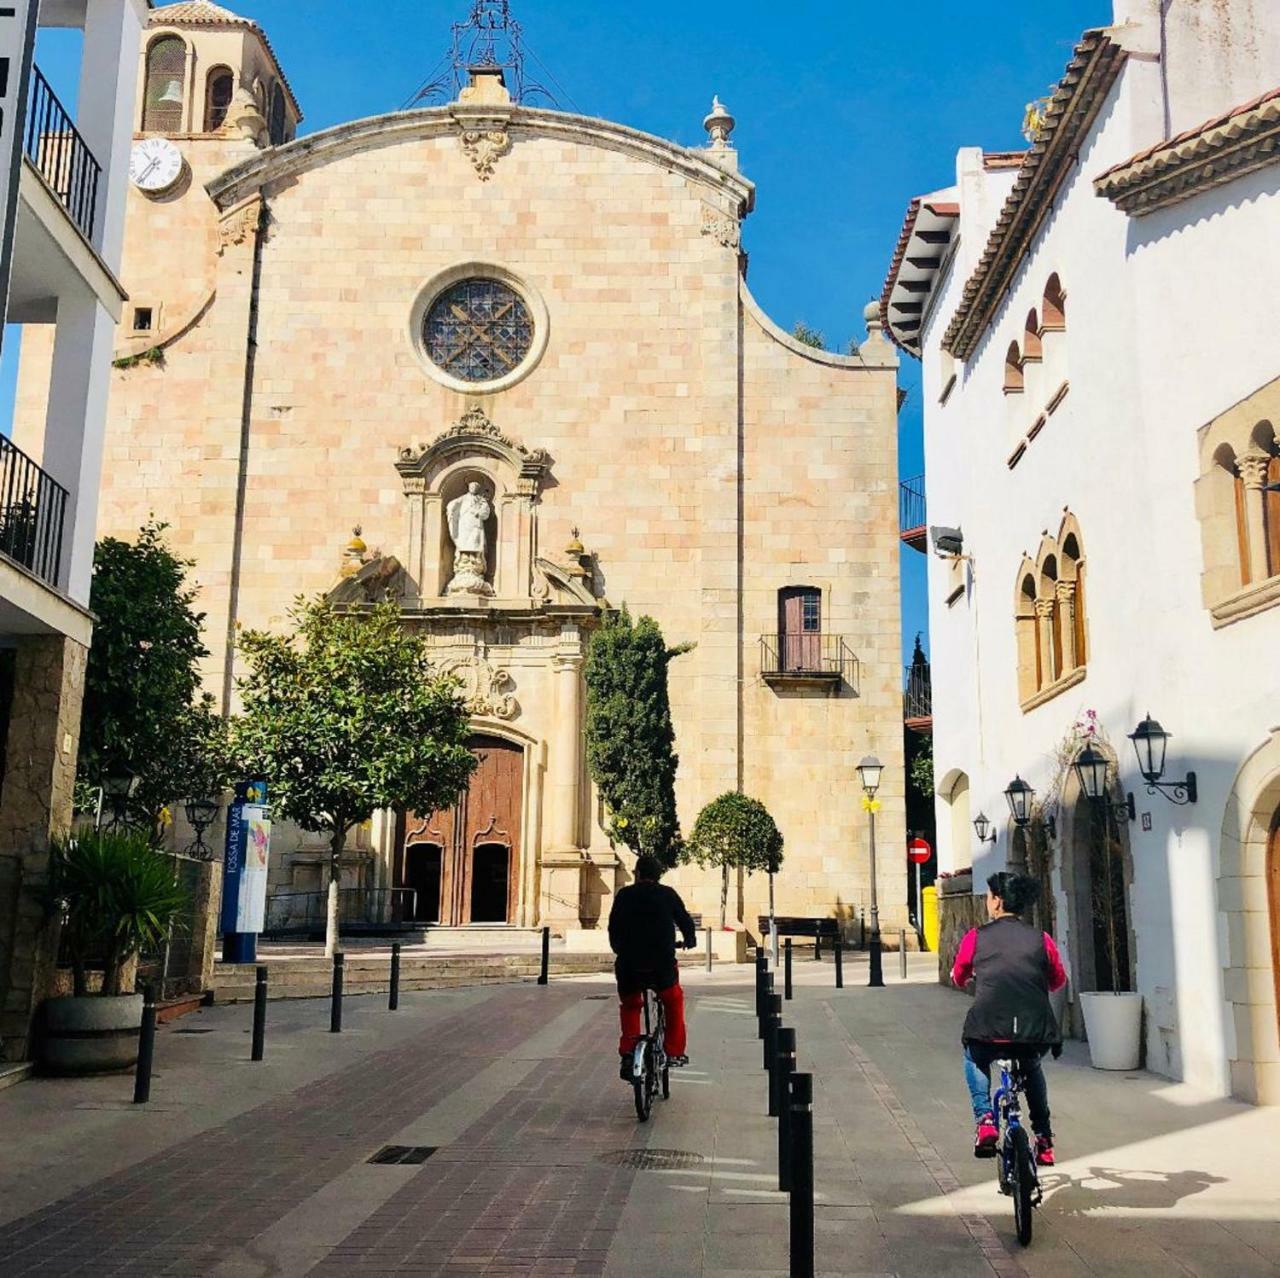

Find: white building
882;0;1280;1103
0;0;148;1061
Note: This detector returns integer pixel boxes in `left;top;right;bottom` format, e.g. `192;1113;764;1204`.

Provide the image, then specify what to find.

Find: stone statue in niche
446;481;495;596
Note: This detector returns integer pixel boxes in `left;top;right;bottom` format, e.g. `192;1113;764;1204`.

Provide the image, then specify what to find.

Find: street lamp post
857;755;885;988
100;766;139;831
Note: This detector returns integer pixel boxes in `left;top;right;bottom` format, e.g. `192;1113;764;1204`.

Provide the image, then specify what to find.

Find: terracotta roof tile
941;30;1126;361
1094;84;1280;214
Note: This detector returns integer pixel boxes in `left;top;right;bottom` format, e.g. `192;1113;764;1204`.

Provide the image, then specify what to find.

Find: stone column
1238;452;1272;584
0;635;88;1061
1055;579;1078;672
539;633;585;928
1034;598;1056;686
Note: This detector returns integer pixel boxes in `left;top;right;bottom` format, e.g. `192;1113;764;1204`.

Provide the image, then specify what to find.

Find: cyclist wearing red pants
608;853;697;1081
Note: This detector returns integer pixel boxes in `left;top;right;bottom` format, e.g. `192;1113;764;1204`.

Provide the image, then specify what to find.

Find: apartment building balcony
904;660;932;733
760;633;860;690
900;474;927;552
7;64;126;328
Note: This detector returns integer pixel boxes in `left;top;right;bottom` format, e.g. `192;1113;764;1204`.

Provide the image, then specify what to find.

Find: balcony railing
900;474;927;551
25;66;101;243
0;435;68;588
761;633;859;689
904;661;932;727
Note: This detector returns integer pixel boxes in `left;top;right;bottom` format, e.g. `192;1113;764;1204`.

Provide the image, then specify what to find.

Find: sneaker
668;1054;689;1068
974;1113;998;1159
619;1055;633;1082
1035;1134;1055;1167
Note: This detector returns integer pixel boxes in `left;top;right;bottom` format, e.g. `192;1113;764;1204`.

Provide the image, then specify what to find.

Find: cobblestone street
1;961;1278;1277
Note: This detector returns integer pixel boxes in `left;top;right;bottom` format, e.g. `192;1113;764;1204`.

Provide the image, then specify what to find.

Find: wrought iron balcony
900;474;927;552
0;435;69;588
25;66;101;243
760;633;859;689
904;660;932;730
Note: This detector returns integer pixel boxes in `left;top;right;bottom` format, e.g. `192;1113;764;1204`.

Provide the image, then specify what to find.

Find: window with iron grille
142;36;186;133
424;279;534;384
269;83;287;145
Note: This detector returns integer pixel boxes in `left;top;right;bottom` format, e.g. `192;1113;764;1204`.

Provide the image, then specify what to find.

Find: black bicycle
631;984;670;1122
992;1056;1042;1245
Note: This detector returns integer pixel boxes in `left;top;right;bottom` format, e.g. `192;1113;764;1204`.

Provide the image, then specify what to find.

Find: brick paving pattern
310;1005;637;1277
0;985;583;1276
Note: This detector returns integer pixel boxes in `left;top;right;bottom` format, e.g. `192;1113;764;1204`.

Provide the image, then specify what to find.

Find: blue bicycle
992;1057;1042;1245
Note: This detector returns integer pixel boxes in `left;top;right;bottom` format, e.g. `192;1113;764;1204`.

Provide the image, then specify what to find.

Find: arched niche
396;405;551;603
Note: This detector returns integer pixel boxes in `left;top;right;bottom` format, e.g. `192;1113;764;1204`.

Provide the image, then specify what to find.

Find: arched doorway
1065;788;1134;994
396;734;523;925
1269;812;1280;1035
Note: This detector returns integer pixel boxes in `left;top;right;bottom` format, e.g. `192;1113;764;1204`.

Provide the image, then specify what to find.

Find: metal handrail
0;435;68;587
25;65;102;242
899;475;926;535
264;887;420;936
760;633;859;687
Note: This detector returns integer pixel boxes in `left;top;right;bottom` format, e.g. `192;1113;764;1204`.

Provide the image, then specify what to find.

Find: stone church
15;1;906;942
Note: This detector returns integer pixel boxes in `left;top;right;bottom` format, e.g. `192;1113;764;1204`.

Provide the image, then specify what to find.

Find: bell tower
136;1;302;146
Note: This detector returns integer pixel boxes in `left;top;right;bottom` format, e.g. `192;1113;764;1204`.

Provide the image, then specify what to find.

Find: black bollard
133;983;157;1105
900;928;908;980
784;938;793;1001
389;942;401;1010
537;925;550;985
755;947;767;1021
776;1028;797;1191
757;972;773;1040
834;935;844;989
813;929;822;962
330;952;344;1033
788;1072;815;1278
251;965;267;1061
763;992;781;1075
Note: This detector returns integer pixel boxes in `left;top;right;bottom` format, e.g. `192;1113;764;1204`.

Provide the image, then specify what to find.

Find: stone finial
226;85;268;147
703;96;735;149
863;300;884;333
340;526;368;578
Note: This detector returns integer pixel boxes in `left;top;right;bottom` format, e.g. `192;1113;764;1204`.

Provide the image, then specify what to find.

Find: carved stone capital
1238;451;1273;490
1034;598;1056;619
1054;580;1077;605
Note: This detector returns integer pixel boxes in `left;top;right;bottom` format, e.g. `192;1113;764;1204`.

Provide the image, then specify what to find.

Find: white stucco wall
918;12;1280;1100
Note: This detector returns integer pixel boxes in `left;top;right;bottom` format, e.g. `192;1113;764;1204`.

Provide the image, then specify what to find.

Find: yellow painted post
922;885;940;954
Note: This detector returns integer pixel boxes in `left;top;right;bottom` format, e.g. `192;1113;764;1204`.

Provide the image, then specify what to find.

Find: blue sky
9;0;1110;662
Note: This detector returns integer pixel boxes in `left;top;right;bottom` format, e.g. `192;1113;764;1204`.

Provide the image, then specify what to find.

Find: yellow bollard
922;885;940;954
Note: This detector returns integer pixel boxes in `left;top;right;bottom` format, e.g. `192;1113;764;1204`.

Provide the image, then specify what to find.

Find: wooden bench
758;916;841;958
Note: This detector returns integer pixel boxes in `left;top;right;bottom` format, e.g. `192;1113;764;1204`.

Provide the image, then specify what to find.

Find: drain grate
174;1027;215;1035
584;994;611;1001
598;1148;705;1171
368;1145;438;1165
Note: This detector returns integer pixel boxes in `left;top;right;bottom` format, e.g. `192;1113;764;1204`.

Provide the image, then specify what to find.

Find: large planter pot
1078;991;1143;1070
41;994;143;1076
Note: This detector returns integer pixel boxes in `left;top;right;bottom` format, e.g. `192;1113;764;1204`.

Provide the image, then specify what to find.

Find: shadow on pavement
1039;1165;1228;1215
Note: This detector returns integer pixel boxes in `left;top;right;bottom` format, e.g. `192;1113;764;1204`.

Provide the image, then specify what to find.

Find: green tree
792;321;826;349
232;598;476;954
79;521;230;827
685;791;783;930
584;608;689;868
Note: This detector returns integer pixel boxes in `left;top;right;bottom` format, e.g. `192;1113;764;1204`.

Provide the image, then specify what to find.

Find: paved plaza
0;957;1277;1277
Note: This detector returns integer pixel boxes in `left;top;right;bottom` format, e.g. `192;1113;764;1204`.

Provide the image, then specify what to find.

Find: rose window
423;279;534;384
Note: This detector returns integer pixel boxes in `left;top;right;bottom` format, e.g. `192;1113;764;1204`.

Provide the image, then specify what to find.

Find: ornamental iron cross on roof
404;1;558;109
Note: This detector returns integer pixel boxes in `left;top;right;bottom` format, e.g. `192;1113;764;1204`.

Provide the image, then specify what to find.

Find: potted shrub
39;829;187;1075
1077;826;1142;1070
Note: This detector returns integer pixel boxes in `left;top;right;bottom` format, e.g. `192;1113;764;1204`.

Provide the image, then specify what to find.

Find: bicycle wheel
1009;1125;1035;1246
633;1040;652;1122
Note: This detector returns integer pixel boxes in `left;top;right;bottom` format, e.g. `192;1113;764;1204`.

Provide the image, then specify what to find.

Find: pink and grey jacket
951;916;1067;1045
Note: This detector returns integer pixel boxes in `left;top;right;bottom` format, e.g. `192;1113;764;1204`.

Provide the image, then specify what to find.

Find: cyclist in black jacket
608;854;697;1081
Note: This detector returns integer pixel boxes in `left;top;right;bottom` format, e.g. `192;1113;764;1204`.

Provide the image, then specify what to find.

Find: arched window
1040;554;1062;682
1251;421;1280;578
778;586;821;673
204;66;235;132
142;35;186;133
1003;341;1023;394
1015;569;1040;703
268;82;287;145
1022;309;1042;362
1042;274;1066;330
1061;528;1087;669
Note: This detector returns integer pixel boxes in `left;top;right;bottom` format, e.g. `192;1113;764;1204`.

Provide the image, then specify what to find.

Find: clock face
129;138;184;194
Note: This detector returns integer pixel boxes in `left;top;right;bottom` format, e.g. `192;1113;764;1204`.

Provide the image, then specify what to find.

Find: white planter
1079;991;1143;1070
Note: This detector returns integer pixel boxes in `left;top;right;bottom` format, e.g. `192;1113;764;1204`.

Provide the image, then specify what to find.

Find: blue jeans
963;1044;1051;1137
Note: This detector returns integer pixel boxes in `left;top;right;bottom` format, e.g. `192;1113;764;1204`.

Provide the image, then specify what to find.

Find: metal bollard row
537;925;551;986
252;965;268;1061
133;983;157;1104
330;951;344;1033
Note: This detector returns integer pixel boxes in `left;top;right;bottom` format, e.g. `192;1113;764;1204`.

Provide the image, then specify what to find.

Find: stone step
210;953;613;1003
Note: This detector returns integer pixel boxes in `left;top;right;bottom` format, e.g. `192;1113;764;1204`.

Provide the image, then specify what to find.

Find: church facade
15;2;906;941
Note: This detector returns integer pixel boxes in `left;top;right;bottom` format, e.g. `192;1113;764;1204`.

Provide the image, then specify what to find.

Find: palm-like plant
44;830;188;996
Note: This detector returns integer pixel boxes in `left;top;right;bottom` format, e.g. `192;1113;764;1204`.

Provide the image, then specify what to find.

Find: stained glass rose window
424;278;534;384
